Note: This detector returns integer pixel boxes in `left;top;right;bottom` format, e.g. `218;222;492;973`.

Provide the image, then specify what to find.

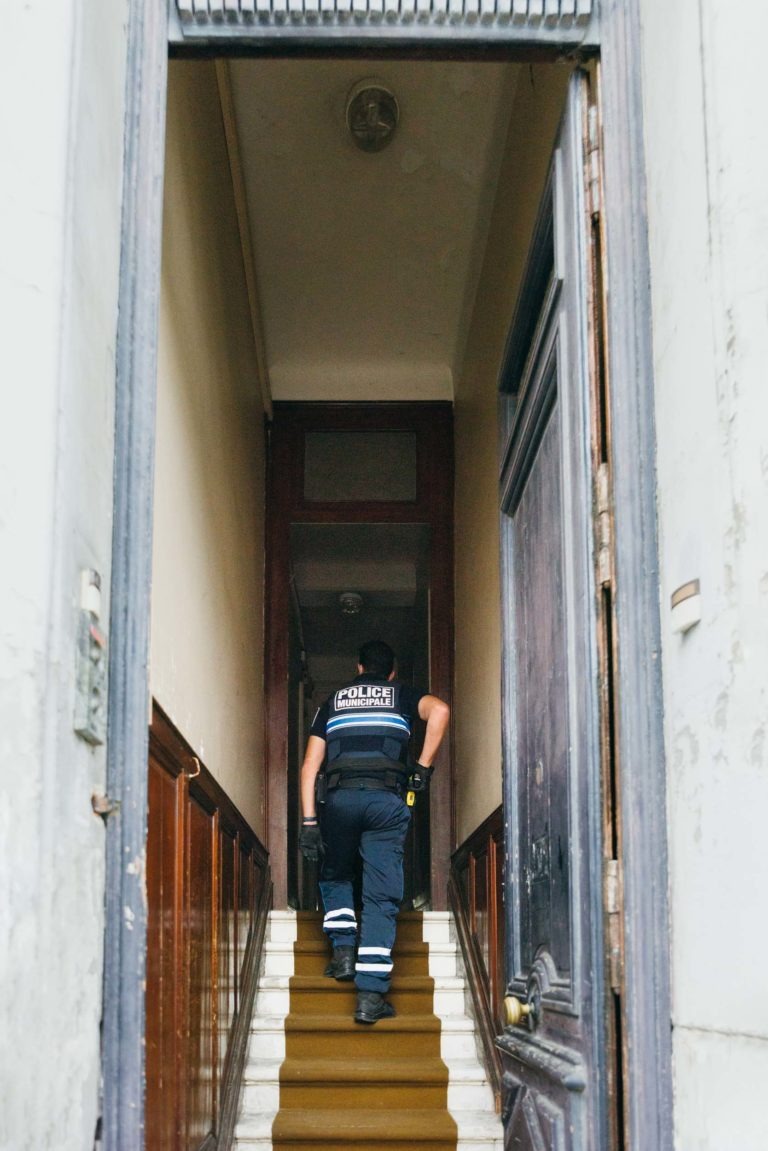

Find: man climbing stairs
235;910;503;1150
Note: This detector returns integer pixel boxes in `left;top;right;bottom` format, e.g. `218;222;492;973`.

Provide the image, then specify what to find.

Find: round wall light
346;79;399;153
339;592;364;616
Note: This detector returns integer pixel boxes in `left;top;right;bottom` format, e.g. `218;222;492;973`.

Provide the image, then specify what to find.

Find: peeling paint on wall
0;2;129;1147
641;1;768;1148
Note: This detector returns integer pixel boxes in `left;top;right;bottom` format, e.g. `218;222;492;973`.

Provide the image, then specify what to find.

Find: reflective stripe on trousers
319;788;411;993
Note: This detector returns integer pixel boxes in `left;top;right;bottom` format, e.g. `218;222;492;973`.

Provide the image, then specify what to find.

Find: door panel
513;395;571;982
498;72;606;1150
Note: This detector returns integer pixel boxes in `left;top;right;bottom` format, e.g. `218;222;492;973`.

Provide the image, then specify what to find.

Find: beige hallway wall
151;60;267;837
453;65;571;845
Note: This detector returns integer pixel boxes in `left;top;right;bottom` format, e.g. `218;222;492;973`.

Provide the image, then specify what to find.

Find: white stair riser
422;913;452;944
255;987;290;1014
263;950;296;976
245;1032;286;1060
239;1083;281;1116
268;921;298;944
428;953;458;977
434;987;466;1015
442;1032;481;1059
240;1086;282;1123
449;1082;497;1111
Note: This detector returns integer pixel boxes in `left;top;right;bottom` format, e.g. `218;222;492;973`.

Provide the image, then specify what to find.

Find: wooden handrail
449;806;505;1109
146;703;272;1151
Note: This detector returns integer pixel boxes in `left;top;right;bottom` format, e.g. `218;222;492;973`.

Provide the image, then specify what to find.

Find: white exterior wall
640;3;768;1147
0;3;128;1148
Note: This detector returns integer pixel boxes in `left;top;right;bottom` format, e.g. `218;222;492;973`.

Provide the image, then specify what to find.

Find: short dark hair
358;640;395;679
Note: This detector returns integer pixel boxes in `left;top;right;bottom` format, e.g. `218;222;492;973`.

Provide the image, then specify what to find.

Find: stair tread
249;1014;294;1030
234;1111;502;1138
279;1056;449;1083
273;1108;458;1138
452;1112;505;1134
294;910;425;921
289;973;435;990
291;939;429;955
278;1011;476;1034
443;1060;492;1082
284;1012;441;1033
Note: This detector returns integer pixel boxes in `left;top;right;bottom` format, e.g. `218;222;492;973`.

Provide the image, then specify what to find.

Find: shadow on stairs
235;910;503;1151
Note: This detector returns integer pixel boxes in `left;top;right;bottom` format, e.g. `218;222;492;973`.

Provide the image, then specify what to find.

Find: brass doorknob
503;995;532;1027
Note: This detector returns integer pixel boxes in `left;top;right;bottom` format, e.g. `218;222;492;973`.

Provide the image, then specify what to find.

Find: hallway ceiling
228;58;519;402
291;523;429;699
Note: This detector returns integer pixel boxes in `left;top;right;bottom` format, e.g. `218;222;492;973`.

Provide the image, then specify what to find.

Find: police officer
298;640;450;1024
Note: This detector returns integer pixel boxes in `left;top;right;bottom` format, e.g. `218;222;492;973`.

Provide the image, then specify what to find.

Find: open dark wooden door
497;72;611;1150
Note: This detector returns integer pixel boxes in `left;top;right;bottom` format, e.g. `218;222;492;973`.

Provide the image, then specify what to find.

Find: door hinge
587;102;602;221
603;858;623;993
596;461;613;587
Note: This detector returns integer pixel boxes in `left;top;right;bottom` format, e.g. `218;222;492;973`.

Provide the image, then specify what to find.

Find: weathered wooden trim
102;1;168;1148
599;2;674;1147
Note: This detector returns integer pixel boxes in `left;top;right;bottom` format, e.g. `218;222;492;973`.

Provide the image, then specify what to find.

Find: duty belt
332;776;400;792
326;759;407;796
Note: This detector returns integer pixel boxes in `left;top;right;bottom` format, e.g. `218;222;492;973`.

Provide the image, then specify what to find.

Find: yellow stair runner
272;911;459;1151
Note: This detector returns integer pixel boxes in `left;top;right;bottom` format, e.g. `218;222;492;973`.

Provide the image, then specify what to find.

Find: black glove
299;823;324;863
408;763;434;793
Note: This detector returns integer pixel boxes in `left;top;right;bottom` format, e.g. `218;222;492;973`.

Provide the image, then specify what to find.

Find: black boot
354;990;396;1024
324;946;355;981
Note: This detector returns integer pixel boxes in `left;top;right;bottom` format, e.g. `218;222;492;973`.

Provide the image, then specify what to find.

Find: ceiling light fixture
346;79;399;153
339;591;364;615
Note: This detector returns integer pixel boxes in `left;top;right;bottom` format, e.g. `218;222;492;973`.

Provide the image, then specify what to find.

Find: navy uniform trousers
319;786;411;993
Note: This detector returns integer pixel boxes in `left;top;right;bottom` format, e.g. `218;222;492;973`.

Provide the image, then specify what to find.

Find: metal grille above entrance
170;0;599;50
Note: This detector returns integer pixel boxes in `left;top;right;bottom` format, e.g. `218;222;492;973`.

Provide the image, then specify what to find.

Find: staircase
235;910;503;1150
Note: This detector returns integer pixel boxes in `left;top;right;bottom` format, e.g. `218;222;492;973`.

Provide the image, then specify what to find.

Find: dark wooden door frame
264;402;455;911
105;3;672;1147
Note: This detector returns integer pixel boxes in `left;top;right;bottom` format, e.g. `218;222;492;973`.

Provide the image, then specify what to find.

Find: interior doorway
265;402;454;911
288;521;431;909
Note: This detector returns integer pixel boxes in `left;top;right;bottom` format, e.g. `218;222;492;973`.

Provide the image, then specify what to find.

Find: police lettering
334;685;395;710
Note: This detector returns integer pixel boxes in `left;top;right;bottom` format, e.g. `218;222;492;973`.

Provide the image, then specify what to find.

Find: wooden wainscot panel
146;703;271;1151
146;754;183;1146
186;783;217;1145
449;805;505;1108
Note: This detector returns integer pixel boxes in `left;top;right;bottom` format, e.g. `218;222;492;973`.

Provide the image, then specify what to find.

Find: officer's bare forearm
300;735;326;819
417;698;450;767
